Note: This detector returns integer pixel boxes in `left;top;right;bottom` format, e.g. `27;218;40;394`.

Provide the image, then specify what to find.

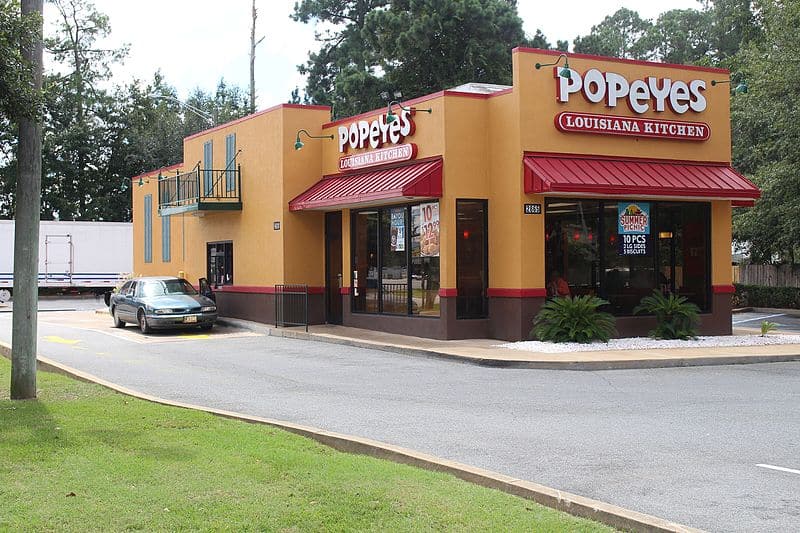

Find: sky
43;0;702;110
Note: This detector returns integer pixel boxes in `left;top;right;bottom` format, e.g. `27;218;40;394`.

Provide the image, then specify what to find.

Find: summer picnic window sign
618;202;651;256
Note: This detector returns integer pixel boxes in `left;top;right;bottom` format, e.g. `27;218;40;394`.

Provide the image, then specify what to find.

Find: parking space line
756;464;800;475
732;313;786;325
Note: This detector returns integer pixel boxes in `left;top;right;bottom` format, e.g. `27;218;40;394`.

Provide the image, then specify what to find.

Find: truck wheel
111;307;125;328
137;309;151;334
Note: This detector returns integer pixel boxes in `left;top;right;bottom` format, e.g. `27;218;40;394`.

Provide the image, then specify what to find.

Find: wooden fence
733;264;800;287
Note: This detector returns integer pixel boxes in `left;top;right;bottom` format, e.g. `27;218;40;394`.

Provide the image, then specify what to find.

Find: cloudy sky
44;0;701;109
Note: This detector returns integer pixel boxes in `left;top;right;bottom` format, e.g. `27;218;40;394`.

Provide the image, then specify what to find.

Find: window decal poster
420;202;439;257
390;208;405;251
618;202;650;256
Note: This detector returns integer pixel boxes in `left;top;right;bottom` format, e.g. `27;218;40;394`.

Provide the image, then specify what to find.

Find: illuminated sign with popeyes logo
337;108;418;170
549;66;711;141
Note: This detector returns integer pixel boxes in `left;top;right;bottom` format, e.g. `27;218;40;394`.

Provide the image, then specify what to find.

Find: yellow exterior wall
131;48;742;311
711;200;733;285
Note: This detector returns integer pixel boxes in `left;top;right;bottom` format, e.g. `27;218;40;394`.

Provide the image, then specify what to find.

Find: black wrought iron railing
158;155;242;212
275;284;309;332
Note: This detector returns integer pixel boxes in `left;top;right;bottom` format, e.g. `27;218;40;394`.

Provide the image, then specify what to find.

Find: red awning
289;158;443;211
524;154;760;200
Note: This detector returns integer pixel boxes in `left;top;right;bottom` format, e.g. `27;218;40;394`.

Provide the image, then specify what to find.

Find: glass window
545;199;710;315
545;200;599;298
352;211;379;313
207;241;233;286
381;208;409;314
143;194;152;263
411;204;440;316
352;202;440;317
456;200;488;319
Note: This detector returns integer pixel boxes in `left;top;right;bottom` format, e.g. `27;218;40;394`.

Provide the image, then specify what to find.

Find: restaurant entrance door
325;211;343;324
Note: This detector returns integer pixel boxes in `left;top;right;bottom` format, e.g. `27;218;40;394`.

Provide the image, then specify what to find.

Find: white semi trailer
0;220;132;292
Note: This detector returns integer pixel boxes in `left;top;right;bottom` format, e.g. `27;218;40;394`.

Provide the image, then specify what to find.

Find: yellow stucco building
131;48;759;340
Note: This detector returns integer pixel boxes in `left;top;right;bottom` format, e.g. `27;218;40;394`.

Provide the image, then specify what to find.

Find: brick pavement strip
1;341;702;533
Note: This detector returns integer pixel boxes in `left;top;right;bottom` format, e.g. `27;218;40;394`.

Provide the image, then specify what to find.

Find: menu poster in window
390;209;405;252
420;202;440;257
618;202;651;256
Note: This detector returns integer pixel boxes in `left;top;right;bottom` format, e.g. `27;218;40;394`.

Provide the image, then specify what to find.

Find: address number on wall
524;203;542;215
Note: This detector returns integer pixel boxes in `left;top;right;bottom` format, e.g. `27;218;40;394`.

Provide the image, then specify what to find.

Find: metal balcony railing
158;157;242;214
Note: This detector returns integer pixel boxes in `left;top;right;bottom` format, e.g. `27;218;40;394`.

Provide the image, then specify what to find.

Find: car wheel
199;323;213;331
137;309;151;334
111;307;125;328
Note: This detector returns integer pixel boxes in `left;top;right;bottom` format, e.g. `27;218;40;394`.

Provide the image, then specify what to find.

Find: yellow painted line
43;335;81;345
178;334;211;340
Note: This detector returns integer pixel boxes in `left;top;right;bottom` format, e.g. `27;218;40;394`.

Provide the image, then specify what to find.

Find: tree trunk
11;0;44;400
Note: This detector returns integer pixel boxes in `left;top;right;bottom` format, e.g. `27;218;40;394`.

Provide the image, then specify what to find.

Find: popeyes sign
549;66;711;141
337;108;417;170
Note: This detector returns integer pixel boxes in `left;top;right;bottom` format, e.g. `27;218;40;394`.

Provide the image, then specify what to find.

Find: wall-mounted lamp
137;177;150;187
711;79;749;94
386;100;432;124
535;53;571;79
294;129;334;150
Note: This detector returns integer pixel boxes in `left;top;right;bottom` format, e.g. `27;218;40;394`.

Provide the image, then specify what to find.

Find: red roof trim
289;157;443;211
131;162;182;181
184;103;330;142
215;285;325;294
523;151;732;167
487;288;548;298
712;285;736;294
523;153;760;200
513;47;730;75
438;288;458;297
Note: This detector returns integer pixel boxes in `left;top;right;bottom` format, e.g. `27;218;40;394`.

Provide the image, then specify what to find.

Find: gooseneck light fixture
535;53;572;79
711;79;749;94
294;129;334;151
386;100;432;124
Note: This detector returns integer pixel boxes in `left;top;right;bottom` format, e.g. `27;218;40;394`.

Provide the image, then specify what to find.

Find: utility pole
11;0;44;399
249;0;265;114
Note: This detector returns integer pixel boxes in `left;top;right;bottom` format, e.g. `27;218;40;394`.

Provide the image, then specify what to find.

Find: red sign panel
338;143;417;171
555;112;710;141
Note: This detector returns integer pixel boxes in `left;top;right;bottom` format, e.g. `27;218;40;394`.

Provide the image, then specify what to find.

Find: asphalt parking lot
2;302;799;532
732;310;800;333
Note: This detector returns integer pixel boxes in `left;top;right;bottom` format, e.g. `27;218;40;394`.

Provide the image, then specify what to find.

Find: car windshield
139;279;198;297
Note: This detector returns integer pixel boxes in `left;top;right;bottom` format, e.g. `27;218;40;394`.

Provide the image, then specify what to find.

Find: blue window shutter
225;133;236;192
144;194;152;263
203;141;213;196
162;214;171;262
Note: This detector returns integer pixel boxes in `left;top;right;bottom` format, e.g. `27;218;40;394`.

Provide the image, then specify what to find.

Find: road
1;308;798;532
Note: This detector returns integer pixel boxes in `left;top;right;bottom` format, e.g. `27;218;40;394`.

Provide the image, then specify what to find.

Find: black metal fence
158;165;241;211
275;284;308;331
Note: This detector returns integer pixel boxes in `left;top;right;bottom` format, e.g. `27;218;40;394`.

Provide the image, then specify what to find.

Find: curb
216;317;800;371
0;341;701;533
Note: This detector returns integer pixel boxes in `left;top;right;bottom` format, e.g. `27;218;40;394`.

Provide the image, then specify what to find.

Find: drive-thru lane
1;310;798;533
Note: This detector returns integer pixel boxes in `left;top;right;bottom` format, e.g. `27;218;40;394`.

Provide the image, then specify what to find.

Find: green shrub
734;284;800;309
633;290;700;340
760;320;778;336
531;295;616;343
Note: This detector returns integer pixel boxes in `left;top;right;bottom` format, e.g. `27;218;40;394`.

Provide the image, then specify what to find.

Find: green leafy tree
705;0;763;62
640;8;712;64
291;0;391;118
731;0;800;263
294;0;529;118
364;0;527;98
0;0;41;120
573;8;652;59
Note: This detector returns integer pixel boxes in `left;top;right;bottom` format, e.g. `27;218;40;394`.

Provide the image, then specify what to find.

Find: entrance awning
523;154;760;203
289;158;443;211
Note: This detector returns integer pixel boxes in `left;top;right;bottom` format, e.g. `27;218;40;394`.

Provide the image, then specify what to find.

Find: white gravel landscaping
499;334;800;353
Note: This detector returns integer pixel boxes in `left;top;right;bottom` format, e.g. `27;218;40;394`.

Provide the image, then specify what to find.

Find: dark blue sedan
109;276;217;333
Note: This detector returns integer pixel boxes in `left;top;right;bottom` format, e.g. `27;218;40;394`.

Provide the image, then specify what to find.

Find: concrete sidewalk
216;316;800;370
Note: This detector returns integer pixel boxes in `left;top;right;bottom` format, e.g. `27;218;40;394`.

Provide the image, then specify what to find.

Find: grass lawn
0;358;613;532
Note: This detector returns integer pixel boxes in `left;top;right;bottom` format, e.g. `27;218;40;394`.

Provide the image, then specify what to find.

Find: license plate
184;315;197;323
